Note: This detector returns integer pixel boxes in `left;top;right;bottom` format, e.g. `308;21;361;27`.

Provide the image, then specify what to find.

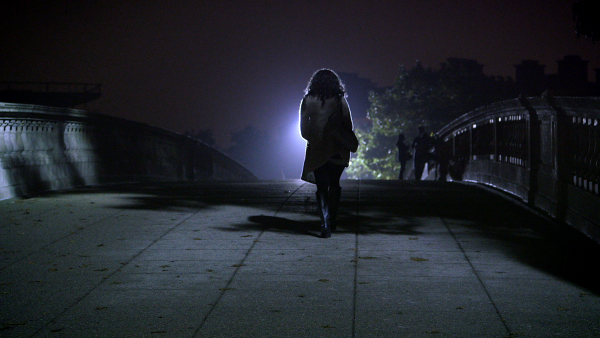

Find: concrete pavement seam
407;180;514;336
0;209;126;274
29;208;202;337
439;215;513;336
192;182;306;337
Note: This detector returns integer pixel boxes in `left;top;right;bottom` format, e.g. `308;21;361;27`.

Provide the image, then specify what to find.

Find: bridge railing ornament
435;95;600;244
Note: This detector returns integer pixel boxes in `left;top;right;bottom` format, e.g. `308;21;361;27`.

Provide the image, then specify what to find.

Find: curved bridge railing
0;102;257;200
436;96;600;243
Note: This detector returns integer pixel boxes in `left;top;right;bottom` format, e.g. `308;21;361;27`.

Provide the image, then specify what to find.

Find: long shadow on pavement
36;180;600;294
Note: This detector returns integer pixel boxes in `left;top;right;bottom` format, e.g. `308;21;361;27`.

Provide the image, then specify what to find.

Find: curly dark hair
304;69;347;105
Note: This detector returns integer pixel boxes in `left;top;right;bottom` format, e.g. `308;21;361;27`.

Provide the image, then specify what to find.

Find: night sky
2;0;598;151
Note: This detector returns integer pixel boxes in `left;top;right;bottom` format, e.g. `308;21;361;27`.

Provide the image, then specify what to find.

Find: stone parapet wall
0;102;256;200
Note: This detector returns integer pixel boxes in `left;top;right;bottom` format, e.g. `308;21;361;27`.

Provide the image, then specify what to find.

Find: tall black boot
316;190;331;238
329;186;341;232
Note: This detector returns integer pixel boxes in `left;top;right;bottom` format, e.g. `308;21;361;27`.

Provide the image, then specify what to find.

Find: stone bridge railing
435;96;600;243
0;102;257;200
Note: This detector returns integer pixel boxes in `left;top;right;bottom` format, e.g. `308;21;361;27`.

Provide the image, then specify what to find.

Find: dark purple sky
2;0;598;148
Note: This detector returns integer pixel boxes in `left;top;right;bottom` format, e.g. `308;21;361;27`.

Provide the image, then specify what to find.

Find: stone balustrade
0;102;256;200
436;96;600;243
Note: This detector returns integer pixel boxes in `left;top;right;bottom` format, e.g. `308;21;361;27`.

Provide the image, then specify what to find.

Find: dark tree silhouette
225;126;281;180
185;128;216;146
573;0;600;42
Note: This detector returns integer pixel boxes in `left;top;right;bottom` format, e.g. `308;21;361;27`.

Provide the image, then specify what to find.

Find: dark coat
300;96;353;183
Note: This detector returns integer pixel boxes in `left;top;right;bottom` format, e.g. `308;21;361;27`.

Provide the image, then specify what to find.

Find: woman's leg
314;162;345;237
327;163;344;231
314;164;332;238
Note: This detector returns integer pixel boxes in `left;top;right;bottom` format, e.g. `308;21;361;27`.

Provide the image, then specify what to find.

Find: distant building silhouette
515;55;599;96
443;58;485;78
552;55;592;95
515;60;547;96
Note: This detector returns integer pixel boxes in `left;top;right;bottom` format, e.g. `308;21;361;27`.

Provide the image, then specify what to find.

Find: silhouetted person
412;126;433;180
396;133;411;180
300;69;357;238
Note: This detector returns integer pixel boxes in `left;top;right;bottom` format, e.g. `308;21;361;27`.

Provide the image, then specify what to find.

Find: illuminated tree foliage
347;60;516;179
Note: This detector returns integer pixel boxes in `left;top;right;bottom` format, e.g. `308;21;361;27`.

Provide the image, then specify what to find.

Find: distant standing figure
412;126;433;181
300;69;357;238
396;133;411;180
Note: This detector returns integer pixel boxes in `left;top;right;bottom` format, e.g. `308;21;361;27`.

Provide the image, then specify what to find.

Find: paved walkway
1;180;599;337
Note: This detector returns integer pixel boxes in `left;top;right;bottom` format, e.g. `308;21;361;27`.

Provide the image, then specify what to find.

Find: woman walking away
299;69;358;238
